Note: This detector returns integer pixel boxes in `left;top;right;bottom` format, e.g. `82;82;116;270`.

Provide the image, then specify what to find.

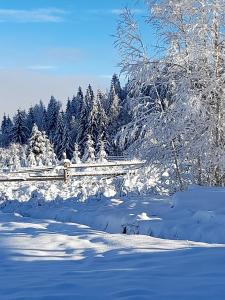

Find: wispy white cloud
88;8;144;16
110;9;144;15
0;8;67;23
27;65;57;71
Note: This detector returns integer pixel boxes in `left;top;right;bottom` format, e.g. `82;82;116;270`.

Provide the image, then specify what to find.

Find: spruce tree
97;138;107;162
11;110;29;145
55;112;75;160
1;114;13;147
46;96;61;142
72;143;81;164
27;124;46;164
77;85;94;155
82;134;95;162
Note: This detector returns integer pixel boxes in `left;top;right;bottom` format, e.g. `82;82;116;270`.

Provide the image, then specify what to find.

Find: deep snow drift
1;212;225;300
1;185;225;244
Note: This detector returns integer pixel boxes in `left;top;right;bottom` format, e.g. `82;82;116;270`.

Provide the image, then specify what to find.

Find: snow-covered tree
82;134;95;162
46;96;61;142
77;85;95;155
32;101;47;132
27;151;36;167
1;115;13;147
54;112;74;160
11;110;29;145
19;146;28;168
27;124;46;164
72;143;81;164
43;132;57;166
115;1;225;189
97;138;108;162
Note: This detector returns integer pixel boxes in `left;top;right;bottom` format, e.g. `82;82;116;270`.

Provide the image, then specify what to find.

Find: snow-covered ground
1;184;225;299
1;212;225;300
2;185;225;244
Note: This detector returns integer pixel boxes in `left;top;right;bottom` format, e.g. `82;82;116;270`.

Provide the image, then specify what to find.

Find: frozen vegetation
2;0;225;299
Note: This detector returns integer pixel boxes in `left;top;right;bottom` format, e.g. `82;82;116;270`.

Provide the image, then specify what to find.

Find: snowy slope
1;212;225;300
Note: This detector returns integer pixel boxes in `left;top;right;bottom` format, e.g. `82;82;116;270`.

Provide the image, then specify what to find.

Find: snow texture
2;185;225;243
0;212;225;300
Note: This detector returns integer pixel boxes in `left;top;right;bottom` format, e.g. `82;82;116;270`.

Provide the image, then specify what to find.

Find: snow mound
1;185;225;244
172;186;225;211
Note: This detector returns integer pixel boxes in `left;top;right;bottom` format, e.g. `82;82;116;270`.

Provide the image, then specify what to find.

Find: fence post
63;162;70;183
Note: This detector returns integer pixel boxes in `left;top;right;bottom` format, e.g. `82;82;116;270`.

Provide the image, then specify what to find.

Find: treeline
0;74;130;160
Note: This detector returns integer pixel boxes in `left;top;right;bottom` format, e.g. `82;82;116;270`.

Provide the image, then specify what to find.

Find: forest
0;74;132;167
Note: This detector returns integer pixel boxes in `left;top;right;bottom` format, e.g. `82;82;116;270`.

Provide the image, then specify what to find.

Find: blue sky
0;0;147;115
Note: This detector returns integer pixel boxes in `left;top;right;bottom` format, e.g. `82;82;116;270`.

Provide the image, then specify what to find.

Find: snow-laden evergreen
82;134;96;162
72;143;81;164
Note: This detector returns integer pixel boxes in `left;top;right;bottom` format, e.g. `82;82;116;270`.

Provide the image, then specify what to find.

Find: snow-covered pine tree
54;112;73;160
107;79;121;120
65;98;72;124
107;83;122;155
53;112;66;160
7;144;21;170
70;86;84;119
64;124;74;159
19;145;28;168
97;137;108;162
46;96;61;142
77;85;95;155
32;101;47;132
0;114;13;147
27;151;36;167
26;107;35;136
82;134;95;162
72;143;81;164
10;110;29;145
69;116;78;145
27;124;46;166
111;73;123;100
42;131;57;166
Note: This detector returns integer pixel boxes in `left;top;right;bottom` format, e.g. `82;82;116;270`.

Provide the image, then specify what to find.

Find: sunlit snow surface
0;212;225;300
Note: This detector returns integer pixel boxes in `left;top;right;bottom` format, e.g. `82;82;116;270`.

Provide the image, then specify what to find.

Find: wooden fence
0;159;145;184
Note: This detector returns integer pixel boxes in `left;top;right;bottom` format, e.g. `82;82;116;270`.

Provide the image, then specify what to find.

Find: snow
1;212;225;300
2;185;225;243
1;185;225;298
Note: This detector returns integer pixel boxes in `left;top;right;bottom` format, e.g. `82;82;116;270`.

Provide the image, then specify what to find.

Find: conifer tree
97;138;107;162
46;96;61;142
11;110;29;145
27;124;46;164
72;143;81;164
77;85;94;155
1;114;13;147
82;134;95;162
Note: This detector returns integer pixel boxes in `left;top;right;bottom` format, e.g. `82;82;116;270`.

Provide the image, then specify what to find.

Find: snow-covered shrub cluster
0;122;110;169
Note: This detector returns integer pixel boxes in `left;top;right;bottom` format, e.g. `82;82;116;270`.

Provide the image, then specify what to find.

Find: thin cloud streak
27;65;57;71
0;8;67;23
88;8;144;16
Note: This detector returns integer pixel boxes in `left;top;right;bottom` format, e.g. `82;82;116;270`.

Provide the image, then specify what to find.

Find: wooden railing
0;159;145;184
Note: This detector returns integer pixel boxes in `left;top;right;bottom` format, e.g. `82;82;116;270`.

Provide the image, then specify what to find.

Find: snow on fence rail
0;159;145;184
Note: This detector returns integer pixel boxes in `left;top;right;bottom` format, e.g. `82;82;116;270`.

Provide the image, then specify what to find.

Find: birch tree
115;0;225;189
